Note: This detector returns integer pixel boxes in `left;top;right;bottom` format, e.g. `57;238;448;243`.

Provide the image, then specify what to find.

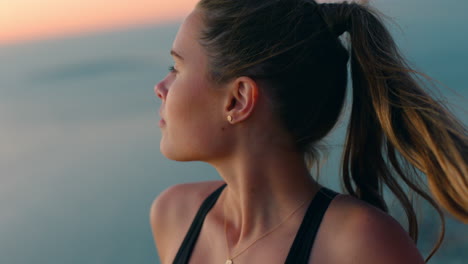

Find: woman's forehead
172;10;204;61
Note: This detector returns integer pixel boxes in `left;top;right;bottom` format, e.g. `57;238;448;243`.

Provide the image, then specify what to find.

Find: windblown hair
195;0;468;261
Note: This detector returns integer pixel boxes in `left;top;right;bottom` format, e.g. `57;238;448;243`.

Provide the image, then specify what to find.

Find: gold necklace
222;191;309;264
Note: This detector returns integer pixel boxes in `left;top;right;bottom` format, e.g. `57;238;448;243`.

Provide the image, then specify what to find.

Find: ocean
0;0;467;263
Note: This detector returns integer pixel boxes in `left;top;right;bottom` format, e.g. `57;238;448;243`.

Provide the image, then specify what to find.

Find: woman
150;0;468;263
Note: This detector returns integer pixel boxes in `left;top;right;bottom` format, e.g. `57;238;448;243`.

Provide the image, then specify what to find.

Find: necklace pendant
225;259;233;264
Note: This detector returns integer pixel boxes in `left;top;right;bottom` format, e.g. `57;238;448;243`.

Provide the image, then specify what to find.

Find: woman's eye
168;65;177;73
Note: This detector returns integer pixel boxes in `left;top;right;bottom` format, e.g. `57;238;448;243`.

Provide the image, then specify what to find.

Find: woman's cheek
166;79;192;121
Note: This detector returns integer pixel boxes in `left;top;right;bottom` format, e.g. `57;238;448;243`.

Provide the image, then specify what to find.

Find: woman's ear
225;76;259;123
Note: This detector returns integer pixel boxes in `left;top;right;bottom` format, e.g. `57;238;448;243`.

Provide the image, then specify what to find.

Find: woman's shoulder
312;193;425;264
151;180;225;214
149;180;225;263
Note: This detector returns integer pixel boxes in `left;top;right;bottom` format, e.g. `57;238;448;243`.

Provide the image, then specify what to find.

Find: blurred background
0;0;466;263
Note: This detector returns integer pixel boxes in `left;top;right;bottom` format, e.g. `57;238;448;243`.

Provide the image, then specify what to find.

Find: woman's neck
209;146;320;248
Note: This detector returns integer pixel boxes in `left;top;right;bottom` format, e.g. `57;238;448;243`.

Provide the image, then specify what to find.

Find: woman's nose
154;80;166;100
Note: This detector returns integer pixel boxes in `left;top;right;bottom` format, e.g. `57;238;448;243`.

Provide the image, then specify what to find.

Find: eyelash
168;65;177;73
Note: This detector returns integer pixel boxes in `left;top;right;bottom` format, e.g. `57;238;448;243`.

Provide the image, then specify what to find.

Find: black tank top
173;183;338;264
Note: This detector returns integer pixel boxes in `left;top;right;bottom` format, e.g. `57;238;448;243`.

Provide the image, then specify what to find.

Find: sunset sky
0;0;199;45
0;0;354;46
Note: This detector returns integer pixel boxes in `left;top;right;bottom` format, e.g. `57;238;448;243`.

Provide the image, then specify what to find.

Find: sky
0;0;199;45
0;0;365;46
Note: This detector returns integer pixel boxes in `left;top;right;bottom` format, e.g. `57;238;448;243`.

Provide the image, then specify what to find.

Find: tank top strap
285;187;338;264
173;183;227;264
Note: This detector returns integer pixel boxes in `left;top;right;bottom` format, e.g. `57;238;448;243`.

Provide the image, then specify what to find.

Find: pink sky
0;0;199;45
0;0;364;46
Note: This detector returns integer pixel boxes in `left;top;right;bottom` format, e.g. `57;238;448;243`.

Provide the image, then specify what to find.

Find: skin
151;8;425;264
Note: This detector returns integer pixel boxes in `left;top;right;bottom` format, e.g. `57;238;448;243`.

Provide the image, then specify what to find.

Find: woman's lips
159;119;166;127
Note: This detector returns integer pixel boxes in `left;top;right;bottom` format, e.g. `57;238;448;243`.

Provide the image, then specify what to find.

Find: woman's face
154;10;229;161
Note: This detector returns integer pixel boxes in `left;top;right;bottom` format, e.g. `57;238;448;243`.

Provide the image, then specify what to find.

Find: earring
227;115;233;122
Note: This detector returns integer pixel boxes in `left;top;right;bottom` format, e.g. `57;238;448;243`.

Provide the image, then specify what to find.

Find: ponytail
320;2;468;261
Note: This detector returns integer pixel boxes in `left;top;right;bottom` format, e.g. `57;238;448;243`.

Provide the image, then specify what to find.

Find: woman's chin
159;143;196;162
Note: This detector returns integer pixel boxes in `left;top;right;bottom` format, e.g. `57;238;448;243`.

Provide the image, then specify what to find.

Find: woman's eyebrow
170;49;184;61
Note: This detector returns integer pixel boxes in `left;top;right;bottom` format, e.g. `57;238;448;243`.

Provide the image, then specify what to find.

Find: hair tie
318;2;352;37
